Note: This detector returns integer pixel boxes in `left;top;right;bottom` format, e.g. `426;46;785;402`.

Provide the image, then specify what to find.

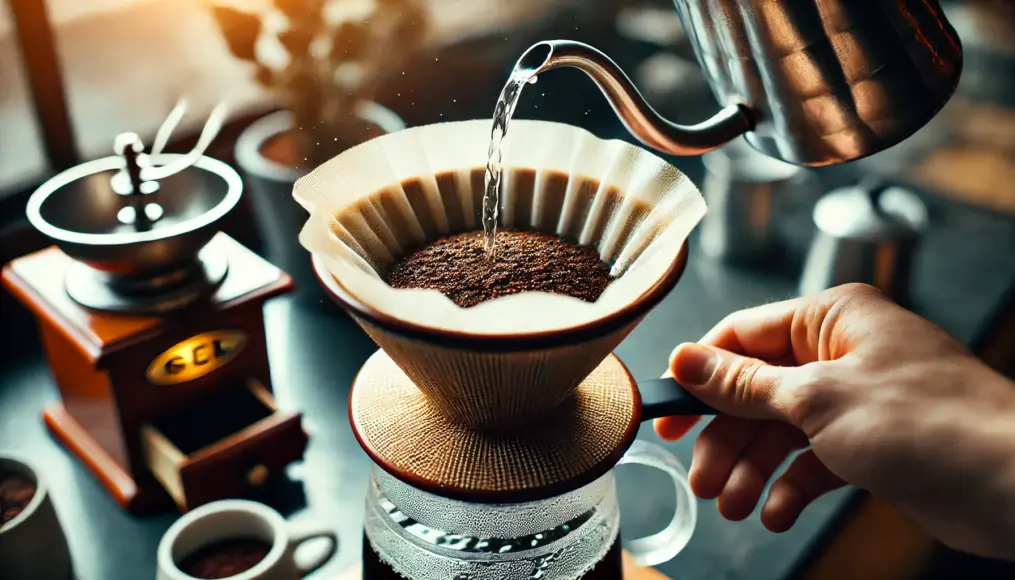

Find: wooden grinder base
2;233;304;514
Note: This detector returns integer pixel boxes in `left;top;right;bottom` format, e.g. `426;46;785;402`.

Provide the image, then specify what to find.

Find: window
0;0;619;199
0;1;48;194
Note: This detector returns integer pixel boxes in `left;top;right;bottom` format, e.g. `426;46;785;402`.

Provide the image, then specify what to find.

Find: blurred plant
210;0;428;167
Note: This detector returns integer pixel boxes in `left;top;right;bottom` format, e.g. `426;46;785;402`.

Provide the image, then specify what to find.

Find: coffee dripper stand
1;102;308;515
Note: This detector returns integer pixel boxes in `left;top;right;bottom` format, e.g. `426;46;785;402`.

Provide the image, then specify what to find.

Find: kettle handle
638;377;717;419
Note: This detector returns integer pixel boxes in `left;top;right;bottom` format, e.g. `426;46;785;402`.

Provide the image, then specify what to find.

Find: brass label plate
146;330;247;385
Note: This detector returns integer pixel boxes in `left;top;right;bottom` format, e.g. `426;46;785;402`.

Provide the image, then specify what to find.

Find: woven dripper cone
297;119;705;431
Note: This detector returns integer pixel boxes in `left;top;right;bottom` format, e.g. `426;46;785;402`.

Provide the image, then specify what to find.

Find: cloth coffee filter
297;119;704;499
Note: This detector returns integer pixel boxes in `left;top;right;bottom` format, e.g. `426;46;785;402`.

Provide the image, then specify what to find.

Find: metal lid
813;180;928;242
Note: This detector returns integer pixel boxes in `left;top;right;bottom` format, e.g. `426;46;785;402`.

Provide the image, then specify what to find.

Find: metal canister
799;180;929;306
699;138;815;266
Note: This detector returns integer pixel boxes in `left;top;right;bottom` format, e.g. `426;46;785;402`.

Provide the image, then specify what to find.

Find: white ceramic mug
157;500;338;580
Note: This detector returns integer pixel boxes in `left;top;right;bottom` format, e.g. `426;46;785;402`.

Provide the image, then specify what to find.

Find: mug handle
286;520;339;577
616;439;698;568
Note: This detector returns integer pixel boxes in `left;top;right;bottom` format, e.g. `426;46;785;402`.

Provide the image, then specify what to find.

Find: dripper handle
638;377;717;419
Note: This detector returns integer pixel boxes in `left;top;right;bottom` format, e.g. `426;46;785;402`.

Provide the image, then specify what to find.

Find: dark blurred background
2;1;1015;579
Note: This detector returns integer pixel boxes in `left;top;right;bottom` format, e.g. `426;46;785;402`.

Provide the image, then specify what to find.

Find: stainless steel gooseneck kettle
516;1;963;167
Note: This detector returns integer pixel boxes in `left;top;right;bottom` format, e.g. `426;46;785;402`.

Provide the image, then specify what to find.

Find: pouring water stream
482;68;538;256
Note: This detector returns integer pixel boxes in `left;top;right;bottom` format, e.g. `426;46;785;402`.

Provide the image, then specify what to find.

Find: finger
760;450;846;533
655;415;702;440
670;343;801;422
654;367;703;440
698;298;805;362
689;415;762;500
716;422;809;521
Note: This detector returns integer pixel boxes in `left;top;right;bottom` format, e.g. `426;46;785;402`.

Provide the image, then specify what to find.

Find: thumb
670;342;798;422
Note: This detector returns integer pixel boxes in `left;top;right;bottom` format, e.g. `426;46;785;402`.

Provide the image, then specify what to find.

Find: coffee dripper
514;1;963;167
298;119;717;578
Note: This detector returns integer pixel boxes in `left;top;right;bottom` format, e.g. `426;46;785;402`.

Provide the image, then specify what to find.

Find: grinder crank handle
638;377;717;419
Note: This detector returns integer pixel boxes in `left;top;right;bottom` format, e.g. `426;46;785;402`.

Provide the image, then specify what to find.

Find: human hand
656;284;1015;560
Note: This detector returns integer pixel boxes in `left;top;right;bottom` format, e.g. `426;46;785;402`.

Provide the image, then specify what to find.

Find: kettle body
672;0;963;166
517;0;963;167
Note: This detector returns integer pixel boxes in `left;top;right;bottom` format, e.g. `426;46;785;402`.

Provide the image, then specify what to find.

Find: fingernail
673;343;718;386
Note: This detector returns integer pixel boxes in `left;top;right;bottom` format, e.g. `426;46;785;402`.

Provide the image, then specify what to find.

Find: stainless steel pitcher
516;1;963;167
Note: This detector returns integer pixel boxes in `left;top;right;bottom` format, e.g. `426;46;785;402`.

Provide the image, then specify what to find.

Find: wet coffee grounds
0;471;37;526
384;230;614;308
178;538;272;579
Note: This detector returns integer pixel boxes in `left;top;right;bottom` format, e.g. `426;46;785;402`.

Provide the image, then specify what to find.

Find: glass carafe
362;440;696;580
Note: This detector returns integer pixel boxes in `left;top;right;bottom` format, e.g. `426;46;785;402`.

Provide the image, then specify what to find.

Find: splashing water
483;69;538;256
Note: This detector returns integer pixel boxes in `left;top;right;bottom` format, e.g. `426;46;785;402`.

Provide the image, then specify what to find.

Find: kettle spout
517;41;753;156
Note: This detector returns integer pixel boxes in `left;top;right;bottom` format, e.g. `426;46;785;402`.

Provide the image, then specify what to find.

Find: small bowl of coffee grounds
384;229;615;308
178;538;272;579
0;469;38;529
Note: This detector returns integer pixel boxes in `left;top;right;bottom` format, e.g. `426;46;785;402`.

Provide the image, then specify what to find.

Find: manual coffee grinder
2;104;308;515
296;119;717;579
